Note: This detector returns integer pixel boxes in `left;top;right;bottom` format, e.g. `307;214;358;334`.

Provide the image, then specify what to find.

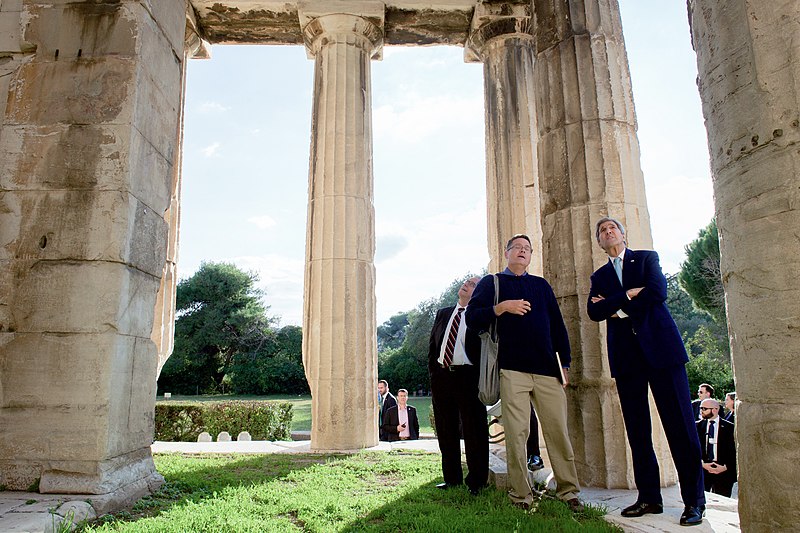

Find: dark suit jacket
697;417;737;481
382;405;420;441
428;305;482;372
587;249;688;377
379;393;397;441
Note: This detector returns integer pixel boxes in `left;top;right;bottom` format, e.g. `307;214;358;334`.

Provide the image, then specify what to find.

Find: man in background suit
692;383;714;420
588;217;705;526
382;389;419;441
428;276;489;495
697;398;737;496
378;379;396;441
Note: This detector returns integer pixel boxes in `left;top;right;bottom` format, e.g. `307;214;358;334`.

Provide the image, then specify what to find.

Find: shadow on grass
338;477;618;533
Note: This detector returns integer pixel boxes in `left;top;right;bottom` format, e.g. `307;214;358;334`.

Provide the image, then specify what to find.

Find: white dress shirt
437;306;473;366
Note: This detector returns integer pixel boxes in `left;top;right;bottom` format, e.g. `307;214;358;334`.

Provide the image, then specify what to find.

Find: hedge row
154;400;293;442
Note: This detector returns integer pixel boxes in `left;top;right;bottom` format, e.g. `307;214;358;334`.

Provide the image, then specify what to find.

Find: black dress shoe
436;482;458;490
679;506;704;526
621;501;664;517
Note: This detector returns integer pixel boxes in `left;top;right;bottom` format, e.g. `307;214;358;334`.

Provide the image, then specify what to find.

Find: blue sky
179;1;713;326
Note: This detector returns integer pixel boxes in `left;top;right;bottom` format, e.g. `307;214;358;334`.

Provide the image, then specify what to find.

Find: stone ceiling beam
189;0;478;45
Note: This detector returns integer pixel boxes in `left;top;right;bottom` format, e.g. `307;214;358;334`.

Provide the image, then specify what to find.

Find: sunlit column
466;3;543;275
689;2;800;530
300;5;383;450
533;0;670;488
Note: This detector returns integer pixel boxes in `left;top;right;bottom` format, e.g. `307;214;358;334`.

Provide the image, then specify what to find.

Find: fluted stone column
300;5;383;450
689;2;800;530
466;3;543;275
0;0;186;506
154;9;211;377
532;0;673;488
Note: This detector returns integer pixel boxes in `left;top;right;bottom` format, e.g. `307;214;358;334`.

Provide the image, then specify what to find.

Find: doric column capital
185;4;210;59
465;1;533;63
298;1;385;59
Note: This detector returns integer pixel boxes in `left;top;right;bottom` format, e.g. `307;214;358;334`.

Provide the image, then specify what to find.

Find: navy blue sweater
465;271;571;379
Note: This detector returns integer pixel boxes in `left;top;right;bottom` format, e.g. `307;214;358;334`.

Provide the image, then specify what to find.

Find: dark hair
378;379;388;388
397;388;408;395
595;217;626;242
505;234;532;250
700;383;715;395
725;392;736;401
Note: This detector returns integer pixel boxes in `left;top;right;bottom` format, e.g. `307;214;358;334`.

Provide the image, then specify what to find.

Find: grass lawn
157;395;434;434
79;452;618;532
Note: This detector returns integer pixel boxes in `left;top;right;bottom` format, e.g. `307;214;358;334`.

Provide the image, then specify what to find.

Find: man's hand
397;424;406;432
703;462;727;474
626;287;643;299
562;367;569;388
494;299;531;316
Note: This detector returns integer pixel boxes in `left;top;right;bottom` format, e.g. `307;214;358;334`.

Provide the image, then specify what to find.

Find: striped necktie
443;308;464;368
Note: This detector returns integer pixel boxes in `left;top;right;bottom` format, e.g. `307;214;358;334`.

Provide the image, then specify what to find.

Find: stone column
299;4;383;450
689;2;800;530
466;2;543;275
532;0;673;488
0;0;186;507
153;8;211;377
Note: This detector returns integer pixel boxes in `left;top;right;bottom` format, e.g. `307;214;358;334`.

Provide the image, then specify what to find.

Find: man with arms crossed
587;217;705;526
428;276;489;495
467;234;582;512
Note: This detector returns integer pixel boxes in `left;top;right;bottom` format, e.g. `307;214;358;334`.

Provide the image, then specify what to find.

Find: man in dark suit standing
692;383;714;420
428;276;489;495
378;379;397;441
382;389;419;441
697;398;737;496
587;217;705;526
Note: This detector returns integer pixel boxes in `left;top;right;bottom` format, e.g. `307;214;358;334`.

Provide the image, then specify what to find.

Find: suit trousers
430;364;489;490
499;369;580;503
615;362;705;507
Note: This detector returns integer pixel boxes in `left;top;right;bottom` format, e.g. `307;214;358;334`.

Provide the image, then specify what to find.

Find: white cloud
248;215;277;230
231;254;305;326
375;233;409;262
201;142;221;157
198;101;230;113
373;94;483;144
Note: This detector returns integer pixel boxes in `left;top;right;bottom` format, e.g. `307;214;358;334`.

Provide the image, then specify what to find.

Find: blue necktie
706;420;715;461
613;257;623;285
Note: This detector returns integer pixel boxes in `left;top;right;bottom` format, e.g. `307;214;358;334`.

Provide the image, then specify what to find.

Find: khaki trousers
499;369;580;503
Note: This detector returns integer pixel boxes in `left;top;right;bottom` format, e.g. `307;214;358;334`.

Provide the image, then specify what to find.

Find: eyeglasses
507;244;532;253
464;280;477;288
700;407;717;411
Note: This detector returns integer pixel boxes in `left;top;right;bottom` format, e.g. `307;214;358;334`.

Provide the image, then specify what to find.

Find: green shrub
154;401;292;441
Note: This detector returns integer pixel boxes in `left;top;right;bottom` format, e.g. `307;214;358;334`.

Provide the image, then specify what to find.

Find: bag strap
490;274;499;341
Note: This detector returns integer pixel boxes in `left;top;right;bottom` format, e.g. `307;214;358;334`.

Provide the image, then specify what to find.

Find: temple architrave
0;1;797;529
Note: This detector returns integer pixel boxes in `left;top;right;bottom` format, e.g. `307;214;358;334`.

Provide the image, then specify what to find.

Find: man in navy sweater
466;234;582;512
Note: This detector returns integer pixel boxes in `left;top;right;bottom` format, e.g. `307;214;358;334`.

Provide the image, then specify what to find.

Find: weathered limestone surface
467;2;543;275
0;0;187;502
190;0;474;45
688;2;800;530
300;5;383;450
532;0;671;489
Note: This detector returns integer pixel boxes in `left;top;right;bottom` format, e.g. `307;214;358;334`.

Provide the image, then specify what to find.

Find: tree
157;262;274;395
666;273;716;339
378;272;483;393
679;219;726;324
377;312;410;352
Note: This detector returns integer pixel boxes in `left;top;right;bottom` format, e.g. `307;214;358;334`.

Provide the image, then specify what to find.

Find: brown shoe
512;501;530;511
566;498;584;513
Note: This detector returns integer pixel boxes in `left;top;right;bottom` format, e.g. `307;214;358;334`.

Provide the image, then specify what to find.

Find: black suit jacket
379;393;397;441
587;249;688;377
382;405;420;441
428;305;481;372
697;417;736;481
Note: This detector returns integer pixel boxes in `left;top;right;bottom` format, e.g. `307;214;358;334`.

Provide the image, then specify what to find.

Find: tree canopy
157;262;275;395
679;219;725;324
